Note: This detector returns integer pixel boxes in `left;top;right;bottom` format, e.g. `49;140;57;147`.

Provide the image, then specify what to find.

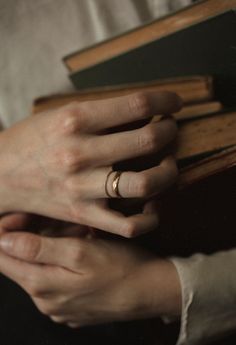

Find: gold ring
112;171;123;198
105;169;113;198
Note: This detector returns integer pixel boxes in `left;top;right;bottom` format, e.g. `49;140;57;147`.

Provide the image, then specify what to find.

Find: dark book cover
70;10;236;106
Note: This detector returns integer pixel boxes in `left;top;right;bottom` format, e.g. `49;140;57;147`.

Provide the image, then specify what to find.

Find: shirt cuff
170;250;236;345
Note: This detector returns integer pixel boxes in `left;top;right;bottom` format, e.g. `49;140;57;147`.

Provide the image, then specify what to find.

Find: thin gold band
112;171;122;198
105;169;114;198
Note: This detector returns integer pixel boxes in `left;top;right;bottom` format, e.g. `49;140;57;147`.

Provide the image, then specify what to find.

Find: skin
0;91;182;328
0;228;182;328
0;91;181;237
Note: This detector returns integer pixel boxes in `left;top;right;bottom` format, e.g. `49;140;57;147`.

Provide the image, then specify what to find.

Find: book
32;76;214;114
175;101;223;121
178;145;236;189
66;9;236;108
176;110;236;160
149;150;236;257
64;0;236;74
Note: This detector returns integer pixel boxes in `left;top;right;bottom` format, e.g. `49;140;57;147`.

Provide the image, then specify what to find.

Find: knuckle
60;148;87;173
128;92;152;118
50;315;67;324
58;102;85;135
139;125;159;154
135;174;151;197
37;302;59;316
162;157;179;184
65;177;84;199
34;295;66;316
122;220;139;238
68;203;87;224
62;112;79;135
26;277;44;297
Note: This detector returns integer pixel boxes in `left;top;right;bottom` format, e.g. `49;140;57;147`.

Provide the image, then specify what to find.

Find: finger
143;199;159;214
0;232;88;269
91;119;177;166
65;166;112;199
67;322;80;329
0;249;55;295
40;224;90;238
0;213;32;232
70;91;182;133
0;214;51;235
50;315;67;324
116;155;178;198
83;204;159;238
66;156;177;200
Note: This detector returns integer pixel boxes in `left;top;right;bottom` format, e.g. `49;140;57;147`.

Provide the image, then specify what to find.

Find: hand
0;92;181;237
0;212;90;237
0;230;181;328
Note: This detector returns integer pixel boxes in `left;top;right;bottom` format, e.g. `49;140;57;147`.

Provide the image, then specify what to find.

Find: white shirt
1;1;236;344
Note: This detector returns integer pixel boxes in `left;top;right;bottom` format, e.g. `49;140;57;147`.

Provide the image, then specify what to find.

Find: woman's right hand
0;91;181;237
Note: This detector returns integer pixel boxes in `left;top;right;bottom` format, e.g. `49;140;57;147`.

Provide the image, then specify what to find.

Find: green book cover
70;9;236;106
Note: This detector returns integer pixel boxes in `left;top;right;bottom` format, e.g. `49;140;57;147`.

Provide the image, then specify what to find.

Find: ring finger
67;156;177;199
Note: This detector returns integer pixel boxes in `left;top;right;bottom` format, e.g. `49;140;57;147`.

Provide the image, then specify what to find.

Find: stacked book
33;0;236;247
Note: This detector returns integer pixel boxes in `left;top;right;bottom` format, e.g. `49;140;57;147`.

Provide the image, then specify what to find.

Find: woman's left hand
0;229;181;327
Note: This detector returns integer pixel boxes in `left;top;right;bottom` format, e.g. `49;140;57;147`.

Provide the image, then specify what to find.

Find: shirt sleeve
170;249;236;345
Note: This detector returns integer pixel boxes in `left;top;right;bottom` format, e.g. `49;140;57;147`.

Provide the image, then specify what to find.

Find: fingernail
0;235;14;252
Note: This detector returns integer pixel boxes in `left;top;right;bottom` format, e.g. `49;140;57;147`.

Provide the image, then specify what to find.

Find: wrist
132;258;182;320
0;130;19;213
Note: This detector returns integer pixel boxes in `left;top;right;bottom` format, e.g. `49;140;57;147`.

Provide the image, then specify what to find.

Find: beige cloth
172;252;236;345
1;1;236;345
0;0;190;127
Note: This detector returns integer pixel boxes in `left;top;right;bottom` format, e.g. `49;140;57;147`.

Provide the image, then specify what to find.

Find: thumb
0;232;42;261
0;232;87;270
